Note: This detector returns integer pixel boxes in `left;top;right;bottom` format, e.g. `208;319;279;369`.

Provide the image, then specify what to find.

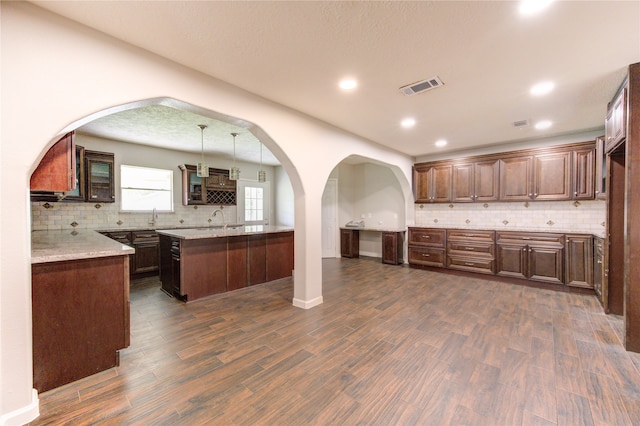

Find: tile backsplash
415;200;606;236
31;201;238;231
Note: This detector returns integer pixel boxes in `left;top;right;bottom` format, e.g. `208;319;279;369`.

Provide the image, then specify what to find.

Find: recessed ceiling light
339;79;357;90
435;139;447;147
530;81;555;96
535;120;552;130
519;0;554;16
401;118;416;128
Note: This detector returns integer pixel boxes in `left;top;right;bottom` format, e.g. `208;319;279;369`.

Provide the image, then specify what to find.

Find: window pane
120;165;173;211
121;189;172;211
121;165;172;190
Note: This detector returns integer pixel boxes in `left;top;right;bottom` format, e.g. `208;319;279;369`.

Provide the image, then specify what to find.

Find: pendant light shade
229;132;240;180
257;141;266;182
197;124;209;177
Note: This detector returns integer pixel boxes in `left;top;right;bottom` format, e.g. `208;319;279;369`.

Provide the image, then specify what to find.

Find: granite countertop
31;229;135;264
155;225;294;240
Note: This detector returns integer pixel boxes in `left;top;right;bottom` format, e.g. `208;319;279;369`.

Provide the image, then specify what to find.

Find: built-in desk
340;227;405;265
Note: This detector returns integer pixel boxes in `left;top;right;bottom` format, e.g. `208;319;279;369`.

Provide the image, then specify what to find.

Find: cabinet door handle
421;235;431;239
422;254;430;257
464;262;475;266
597;260;602;264
465;247;475;250
522;248;526;251
574;191;578;196
529;248;532;253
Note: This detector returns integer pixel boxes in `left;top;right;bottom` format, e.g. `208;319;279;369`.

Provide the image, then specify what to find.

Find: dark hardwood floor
31;257;640;425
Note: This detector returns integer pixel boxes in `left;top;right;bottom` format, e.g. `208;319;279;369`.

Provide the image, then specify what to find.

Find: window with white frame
120;165;173;211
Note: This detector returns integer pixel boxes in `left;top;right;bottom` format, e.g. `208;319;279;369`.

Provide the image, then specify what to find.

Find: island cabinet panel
180;238;228;301
227;236;248;291
248;234;267;286
32;255;129;393
267;232;294;281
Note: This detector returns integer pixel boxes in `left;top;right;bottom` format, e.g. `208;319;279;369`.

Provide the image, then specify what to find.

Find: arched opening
322;154;413;262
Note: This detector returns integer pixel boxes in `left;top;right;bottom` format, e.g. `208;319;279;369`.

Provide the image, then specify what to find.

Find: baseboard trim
292;296;323;309
0;389;39;426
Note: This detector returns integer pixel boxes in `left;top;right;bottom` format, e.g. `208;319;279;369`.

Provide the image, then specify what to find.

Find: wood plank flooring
31;257;640;425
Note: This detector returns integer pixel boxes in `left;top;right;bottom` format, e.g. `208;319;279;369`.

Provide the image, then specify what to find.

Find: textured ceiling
32;1;640;163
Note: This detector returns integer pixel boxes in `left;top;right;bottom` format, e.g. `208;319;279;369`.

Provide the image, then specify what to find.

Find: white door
322;178;338;258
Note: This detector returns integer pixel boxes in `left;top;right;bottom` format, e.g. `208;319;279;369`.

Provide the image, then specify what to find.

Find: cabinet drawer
132;231;159;243
447;241;495;257
447;256;495;274
106;231;132;244
408;247;445;267
408;228;446;247
447;229;495;242
496;231;564;246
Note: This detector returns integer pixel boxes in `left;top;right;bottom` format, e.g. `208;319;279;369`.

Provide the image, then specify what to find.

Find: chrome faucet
211;208;225;226
150;208;158;226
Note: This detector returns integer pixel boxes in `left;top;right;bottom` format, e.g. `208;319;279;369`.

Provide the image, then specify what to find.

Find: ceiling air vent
512;119;530;128
400;76;444;96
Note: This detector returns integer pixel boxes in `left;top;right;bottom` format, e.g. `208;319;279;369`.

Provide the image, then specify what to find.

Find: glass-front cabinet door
85;150;115;203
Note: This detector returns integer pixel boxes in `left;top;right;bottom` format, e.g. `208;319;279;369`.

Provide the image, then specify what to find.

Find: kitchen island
156;225;294;302
31;230;134;392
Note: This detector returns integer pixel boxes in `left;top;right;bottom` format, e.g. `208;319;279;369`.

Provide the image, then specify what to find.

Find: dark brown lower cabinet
408;246;446;268
266;232;295;281
159;231;293;302
494;232;566;285
32;255;130;392
340;228;359;258
227;236;248;291
496;242;564;285
565;235;594;289
248;234;267;286
594;237;603;300
382;231;404;265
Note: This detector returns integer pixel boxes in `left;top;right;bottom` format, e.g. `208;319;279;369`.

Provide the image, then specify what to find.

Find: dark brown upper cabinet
415;141;595;203
605;86;627;153
451;159;499;203
499;155;533;201
85;150;115;203
413;164;451;203
182;164;237;206
572;146;595;200
594;136;607;200
30;131;76;193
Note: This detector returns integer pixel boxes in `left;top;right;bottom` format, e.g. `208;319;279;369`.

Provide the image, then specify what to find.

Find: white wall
0;3;415;421
274;166;294;227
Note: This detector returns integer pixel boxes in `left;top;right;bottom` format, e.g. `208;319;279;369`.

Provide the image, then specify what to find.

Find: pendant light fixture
257;141;266;182
229;132;240;180
197;124;209;177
